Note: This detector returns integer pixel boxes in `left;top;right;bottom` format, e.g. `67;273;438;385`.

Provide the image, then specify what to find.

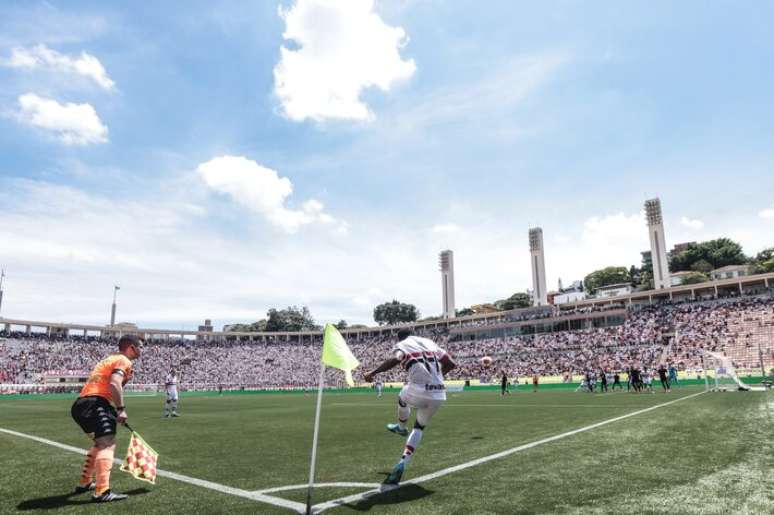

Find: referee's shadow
17;488;149;510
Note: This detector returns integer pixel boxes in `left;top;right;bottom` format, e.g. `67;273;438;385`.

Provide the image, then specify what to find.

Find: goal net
703;351;760;392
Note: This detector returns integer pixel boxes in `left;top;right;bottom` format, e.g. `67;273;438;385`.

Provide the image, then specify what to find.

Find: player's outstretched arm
440;355;457;375
364;357;400;382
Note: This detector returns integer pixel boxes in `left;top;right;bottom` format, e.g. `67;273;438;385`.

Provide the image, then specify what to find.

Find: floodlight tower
0;268;5;316
529;228;548;306
110;285;120;326
439;250;456;318
645;198;670;289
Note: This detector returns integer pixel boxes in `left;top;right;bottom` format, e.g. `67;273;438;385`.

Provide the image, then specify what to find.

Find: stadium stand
1;294;772;392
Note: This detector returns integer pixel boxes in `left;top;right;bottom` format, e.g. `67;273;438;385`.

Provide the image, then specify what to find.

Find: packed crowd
1;294;772;390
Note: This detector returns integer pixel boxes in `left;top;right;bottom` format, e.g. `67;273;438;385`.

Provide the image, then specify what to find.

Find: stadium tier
2;294;772;392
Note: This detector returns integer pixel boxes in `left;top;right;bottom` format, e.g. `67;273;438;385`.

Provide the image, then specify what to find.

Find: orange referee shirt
79;354;133;404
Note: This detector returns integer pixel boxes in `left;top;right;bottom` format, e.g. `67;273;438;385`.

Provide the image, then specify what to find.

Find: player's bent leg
387;396;410;436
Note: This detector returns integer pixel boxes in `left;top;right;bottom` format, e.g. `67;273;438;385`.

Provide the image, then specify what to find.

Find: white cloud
196;155;342;233
16;93;108;145
4;44;115;90
432;223;460;234
759;206;774;219
273;0;416;122
680;216;704;230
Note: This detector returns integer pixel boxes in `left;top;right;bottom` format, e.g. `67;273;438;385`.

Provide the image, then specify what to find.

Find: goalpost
702;351;764;392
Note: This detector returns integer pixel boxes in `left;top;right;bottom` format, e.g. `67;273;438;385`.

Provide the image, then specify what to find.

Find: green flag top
321;323;360;386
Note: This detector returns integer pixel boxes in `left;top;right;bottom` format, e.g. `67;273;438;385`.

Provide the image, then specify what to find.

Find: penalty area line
312;390;708;513
0;427;305;513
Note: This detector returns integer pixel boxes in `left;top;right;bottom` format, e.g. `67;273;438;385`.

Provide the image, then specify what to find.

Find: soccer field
1;387;773;514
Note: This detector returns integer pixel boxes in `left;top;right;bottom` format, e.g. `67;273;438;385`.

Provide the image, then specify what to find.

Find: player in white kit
163;368;180;417
364;329;456;486
375;379;384;398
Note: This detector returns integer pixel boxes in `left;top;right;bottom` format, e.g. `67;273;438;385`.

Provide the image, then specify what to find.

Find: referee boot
92;490;129;502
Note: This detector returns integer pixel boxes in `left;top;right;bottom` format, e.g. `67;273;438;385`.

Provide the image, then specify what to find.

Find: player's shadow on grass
343;482;433;512
17;488;150;510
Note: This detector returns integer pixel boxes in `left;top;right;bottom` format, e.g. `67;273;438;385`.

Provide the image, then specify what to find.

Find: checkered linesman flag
120;431;159;484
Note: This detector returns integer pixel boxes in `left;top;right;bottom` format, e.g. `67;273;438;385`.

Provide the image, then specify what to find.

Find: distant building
197;319;214;341
198;319;214;332
553;291;587;305
596;283;634;298
670;271;697;286
670;242;695;257
710;265;751;281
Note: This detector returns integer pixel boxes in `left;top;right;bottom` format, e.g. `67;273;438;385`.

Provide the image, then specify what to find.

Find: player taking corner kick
364;328;456;487
70;334;143;502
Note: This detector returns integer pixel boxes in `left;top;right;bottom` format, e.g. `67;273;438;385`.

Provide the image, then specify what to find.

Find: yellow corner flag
321;323;360;386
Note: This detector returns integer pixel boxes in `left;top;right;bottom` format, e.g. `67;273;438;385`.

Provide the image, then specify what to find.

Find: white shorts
165;386;178;401
399;385;444;427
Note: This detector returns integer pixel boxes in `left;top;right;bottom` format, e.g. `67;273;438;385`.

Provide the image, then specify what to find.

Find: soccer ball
480;356;493;367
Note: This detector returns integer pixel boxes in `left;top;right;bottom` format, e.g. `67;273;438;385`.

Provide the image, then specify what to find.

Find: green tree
753;258;774;274
584;266;631;294
689;259;714;274
265;306;316;332
680;271;709;285
495;292;532;310
334;319;348;330
755;247;774;262
373;300;419;325
669;238;748;272
225;319;267;332
455;307;474;317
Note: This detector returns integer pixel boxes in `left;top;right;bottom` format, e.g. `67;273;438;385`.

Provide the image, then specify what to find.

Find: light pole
110;285;120;326
0;268;5;317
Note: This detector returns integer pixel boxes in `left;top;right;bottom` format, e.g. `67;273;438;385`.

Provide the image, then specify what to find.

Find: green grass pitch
1;387;773;514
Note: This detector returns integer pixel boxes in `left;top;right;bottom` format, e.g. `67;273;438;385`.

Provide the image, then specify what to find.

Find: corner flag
305;323;360;514
321;323;359;387
120;430;159;484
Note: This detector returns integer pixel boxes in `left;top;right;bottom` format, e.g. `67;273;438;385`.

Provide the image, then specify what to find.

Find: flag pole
305;360;326;515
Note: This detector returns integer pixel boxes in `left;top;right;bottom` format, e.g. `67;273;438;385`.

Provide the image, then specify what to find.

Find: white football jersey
165;373;177;386
393;336;448;388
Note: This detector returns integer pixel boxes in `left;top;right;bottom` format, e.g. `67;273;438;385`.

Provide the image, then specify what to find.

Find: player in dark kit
658;364;671;392
599;370;608;392
612;372;623;390
630;367;642;393
500;370;510;395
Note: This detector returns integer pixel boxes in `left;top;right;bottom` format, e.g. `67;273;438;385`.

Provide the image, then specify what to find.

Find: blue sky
1;0;772;329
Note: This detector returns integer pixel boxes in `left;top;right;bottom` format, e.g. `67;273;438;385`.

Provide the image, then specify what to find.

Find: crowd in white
1;295;772;392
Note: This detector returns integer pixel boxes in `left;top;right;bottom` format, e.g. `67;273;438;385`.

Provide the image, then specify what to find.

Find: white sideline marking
0;427;305;513
330;402;658;408
255;482;381;494
312;390;708;513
